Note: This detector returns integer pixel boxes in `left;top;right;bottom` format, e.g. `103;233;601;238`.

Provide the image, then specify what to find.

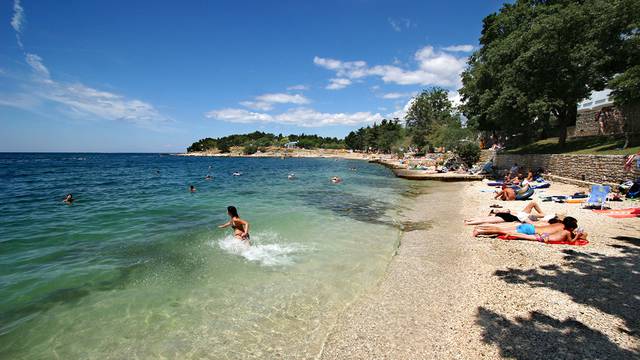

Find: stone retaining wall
494;152;639;184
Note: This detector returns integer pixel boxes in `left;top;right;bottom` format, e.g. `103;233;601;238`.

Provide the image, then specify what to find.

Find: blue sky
0;0;504;152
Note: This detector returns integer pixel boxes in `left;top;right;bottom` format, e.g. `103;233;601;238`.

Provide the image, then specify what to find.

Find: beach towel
498;235;589;245
592;208;640;218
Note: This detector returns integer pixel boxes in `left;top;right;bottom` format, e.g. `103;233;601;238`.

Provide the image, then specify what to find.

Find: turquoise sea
0;153;415;359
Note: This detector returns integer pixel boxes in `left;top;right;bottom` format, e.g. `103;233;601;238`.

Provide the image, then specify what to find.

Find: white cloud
443;44;475;52
5;2;170;129
286;84;308;91
256;93;309;104
206;108;273;123
314;45;467;89
206;107;382;127
388;17;414;32
25;53;51;79
386;98;415;120
11;0;24;33
447;90;462;108
326;78;352;90
381;92;414;99
239;92;310;110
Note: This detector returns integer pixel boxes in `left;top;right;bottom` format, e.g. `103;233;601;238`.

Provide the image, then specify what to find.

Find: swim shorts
516;223;536;235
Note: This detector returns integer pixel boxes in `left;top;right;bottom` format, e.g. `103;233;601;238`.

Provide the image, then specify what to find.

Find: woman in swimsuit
464;201;547;225
472;217;578;238
218;206;250;243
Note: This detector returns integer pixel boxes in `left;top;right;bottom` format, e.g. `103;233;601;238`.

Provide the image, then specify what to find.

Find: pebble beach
320;180;640;359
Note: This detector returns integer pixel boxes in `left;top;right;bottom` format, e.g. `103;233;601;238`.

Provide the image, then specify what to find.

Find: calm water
0;153;414;359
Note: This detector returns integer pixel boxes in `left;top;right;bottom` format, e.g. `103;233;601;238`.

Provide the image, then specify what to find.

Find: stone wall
494;152;640;184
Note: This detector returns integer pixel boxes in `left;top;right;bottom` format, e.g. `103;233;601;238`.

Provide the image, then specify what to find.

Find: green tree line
187;131;345;153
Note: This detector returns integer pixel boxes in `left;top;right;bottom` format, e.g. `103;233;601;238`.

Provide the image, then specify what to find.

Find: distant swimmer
350;167;357;171
331;176;342;184
190;185;197;192
288;173;296;180
233;172;242;176
218;206;250;243
205;175;212;180
63;193;74;204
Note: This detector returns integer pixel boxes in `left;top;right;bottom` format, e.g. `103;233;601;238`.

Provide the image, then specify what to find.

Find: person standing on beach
219;206;250;243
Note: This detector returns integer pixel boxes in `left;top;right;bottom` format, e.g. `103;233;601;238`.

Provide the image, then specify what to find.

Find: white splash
215;232;304;266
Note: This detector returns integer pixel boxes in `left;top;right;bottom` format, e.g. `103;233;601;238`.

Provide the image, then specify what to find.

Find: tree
460;0;638;146
405;88;457;149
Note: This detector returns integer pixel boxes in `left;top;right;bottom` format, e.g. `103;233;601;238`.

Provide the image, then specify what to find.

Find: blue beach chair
585;185;611;209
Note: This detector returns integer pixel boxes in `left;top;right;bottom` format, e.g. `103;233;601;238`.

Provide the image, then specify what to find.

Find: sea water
0;153;415;359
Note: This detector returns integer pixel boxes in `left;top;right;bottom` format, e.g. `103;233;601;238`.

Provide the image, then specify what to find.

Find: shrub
455;142;480;167
243;144;258;155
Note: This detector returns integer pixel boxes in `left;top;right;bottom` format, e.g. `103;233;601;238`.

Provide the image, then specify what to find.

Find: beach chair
585;185;611;209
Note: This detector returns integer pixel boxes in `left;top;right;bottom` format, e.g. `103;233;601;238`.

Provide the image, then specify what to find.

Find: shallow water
0;153;414;359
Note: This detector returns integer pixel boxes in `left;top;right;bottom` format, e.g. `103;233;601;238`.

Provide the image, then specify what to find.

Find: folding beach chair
585;185;611;209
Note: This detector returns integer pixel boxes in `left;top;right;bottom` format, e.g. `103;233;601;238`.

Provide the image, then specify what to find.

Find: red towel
498;235;589;246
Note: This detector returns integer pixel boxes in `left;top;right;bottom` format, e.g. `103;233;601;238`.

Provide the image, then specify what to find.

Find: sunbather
473;216;577;237
495;185;516;201
503;226;588;243
464;201;548;225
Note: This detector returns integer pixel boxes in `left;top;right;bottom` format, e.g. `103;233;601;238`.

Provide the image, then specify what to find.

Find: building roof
578;89;613;111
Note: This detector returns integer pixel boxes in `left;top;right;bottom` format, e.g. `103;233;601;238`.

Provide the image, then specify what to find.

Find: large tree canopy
460;0;639;146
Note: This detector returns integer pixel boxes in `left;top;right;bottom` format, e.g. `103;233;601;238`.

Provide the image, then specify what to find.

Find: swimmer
63;193;74;204
190;185;196;192
218;206;250;243
331;176;342;184
288;173;296;180
205;175;212;180
233;171;242;176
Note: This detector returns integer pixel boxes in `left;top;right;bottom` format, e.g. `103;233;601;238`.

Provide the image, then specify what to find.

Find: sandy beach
320;180;639;359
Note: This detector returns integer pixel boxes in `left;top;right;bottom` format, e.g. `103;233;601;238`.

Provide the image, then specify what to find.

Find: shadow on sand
477;235;640;359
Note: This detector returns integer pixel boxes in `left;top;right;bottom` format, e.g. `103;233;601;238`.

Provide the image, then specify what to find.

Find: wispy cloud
326;78;352;90
388;17;414;32
380;92;415;99
11;0;24;33
240;92;310;111
443;44;475;52
286;84;309;91
206;107;382;127
4;2;171;130
314;45;468;89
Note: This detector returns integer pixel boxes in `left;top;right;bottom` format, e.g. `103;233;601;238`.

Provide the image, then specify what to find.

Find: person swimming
233;171;242;176
63;193;74;204
288;173;296;180
331;176;342;184
190;185;196;192
218;206;250;243
205;175;212;180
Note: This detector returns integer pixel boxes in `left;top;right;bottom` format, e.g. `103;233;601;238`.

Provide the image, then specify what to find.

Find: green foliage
455;142;481;167
428;123;475;150
243;144;258;155
460;0;638;146
405;88;458;149
187;132;345;152
344;119;404;153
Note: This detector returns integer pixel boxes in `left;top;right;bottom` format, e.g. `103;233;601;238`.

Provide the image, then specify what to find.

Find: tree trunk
558;104;577;147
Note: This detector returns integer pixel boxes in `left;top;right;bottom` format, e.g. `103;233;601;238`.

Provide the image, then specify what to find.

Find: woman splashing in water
219;206;250;244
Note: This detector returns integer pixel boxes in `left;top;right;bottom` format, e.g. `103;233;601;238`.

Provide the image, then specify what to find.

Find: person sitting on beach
190;185;196;192
495;185;516;201
63;193;74;204
473;216;578;238
464;201;550;225
218;206;250;243
331;176;342;184
522;171;534;187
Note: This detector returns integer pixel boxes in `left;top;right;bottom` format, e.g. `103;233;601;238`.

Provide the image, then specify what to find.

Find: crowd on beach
465;161;640;245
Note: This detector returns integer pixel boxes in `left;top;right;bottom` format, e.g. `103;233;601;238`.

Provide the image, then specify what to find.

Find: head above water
227;206;239;218
562;216;578;231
